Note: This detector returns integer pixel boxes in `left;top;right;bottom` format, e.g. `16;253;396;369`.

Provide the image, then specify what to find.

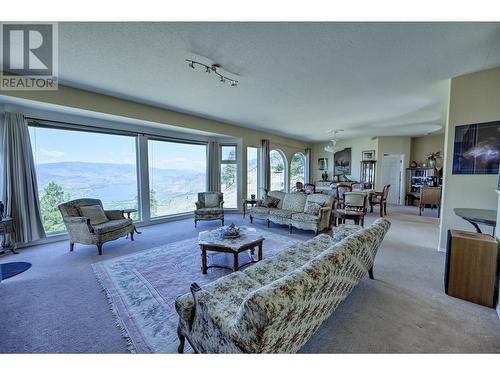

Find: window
290;152;306;190
220;145;237;208
270;149;286;192
247;147;258;198
29;126;138;234
148;140;207;218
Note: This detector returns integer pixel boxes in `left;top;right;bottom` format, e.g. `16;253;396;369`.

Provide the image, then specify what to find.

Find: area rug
0;262;32;280
92;230;301;353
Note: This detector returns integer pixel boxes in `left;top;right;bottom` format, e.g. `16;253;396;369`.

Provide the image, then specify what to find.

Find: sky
29;126;208;172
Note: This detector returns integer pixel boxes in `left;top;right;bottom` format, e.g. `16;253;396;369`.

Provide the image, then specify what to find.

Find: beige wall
410;133;445;168
439;66;500;250
312;137;378;182
496;192;500;317
0;85;312;202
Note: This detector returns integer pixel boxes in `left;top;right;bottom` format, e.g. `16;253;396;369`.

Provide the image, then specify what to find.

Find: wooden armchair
335;183;352;208
369;185;391;217
419;187;441;217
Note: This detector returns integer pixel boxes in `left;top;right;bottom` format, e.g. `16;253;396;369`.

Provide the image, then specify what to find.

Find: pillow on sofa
79;205;109;225
304;201;324;216
262;196;280;208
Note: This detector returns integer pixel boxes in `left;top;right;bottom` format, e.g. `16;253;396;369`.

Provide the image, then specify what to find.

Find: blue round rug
1;262;32;280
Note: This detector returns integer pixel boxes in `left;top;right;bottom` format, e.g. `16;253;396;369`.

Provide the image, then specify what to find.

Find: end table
0;217;18;255
242;199;258;218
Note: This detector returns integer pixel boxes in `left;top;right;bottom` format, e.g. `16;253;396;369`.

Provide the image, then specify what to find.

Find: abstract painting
452;121;500;175
334;147;352;175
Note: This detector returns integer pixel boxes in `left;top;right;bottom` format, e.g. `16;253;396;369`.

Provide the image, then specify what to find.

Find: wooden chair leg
130;230;134;241
177;325;185;353
97;243;103;256
221;218;225;226
69;242;74;252
267;220;270;228
250;216;253;224
379;204;383;217
384;203;387;215
368;267;374;280
194;219;197;228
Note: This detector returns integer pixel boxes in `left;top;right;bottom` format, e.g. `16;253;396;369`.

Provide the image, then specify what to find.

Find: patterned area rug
93;229;301;353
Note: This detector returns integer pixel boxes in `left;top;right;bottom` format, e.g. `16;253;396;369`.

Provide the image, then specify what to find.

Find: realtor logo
1;22;58;90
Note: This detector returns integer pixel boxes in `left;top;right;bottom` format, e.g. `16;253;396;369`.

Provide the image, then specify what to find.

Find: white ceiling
57;22;500;142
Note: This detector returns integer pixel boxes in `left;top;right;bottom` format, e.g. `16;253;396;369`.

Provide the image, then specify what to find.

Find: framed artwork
362;150;376;161
318;158;328;171
452;121;500;175
334;147;352;175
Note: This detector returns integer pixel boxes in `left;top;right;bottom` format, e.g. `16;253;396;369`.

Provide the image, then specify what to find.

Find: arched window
270;149;287;192
290;152;306;190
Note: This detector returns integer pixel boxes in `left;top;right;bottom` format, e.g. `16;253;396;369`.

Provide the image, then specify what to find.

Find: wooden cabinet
445;230;498;307
360;161;376;189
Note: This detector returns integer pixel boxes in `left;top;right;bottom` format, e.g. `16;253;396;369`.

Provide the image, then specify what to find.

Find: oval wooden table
453;208;497;235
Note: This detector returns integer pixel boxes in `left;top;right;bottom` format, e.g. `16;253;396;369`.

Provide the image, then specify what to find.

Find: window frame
290;151;306;191
269;148;288;193
219;143;239;209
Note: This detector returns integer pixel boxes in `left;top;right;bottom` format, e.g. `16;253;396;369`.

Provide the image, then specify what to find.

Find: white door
381;154;403;205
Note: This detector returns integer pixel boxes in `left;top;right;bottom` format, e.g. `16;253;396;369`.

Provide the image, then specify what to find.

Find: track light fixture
185;59;238;87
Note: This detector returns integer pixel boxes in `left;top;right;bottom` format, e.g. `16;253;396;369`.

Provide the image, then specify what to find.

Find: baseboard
437;247;447;253
497;304;500;320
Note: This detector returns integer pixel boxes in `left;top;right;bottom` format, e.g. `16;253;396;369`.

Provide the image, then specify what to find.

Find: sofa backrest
281;192;307;212
234;218;390;353
267;191;286;209
304;193;334;212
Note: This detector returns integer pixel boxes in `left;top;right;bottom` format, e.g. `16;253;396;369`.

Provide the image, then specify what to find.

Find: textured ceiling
57;22;500;142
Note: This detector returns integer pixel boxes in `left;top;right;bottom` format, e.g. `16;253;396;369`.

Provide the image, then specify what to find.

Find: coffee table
198;227;265;274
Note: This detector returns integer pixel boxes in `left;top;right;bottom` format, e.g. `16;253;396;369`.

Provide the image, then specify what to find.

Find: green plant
40;182;70;232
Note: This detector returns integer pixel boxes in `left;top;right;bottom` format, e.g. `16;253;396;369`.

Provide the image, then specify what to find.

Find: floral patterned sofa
175;218;391;353
249;191;335;234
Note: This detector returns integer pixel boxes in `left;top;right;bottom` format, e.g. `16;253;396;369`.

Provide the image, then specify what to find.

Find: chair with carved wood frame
335;183;352;209
369;184;391;217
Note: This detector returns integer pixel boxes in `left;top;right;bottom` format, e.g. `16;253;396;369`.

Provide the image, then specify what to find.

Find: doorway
381;154;404;205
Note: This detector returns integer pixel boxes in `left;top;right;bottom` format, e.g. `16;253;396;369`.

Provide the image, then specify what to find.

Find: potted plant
427;151;441;168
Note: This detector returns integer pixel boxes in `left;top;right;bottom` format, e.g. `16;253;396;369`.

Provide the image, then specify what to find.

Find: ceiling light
324;129;344;153
185;59;238;88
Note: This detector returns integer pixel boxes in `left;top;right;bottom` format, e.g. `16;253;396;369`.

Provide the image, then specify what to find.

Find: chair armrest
63;216;93;233
189;283;241;343
105;210;125;220
195;201;203;209
255;199;263;207
318;206;331;220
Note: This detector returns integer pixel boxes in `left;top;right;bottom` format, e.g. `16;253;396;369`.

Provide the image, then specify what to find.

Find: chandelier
324;129;344;153
185;59;238;87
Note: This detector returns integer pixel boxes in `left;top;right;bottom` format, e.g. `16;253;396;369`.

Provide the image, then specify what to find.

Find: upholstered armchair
58;198;135;255
194;192;224;228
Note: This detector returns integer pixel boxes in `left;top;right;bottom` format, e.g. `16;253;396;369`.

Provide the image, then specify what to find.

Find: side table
0;217;18;255
242;199;258;218
121;209;142;236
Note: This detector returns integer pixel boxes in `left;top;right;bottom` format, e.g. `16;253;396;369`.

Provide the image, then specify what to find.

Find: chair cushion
195;207;224;214
92;218;133;234
291;212;320;223
304;201;323;216
250;206;269;216
331;224;362;242
269;209;295;219
266;191;286;209
79;205;109;225
261;196;280;208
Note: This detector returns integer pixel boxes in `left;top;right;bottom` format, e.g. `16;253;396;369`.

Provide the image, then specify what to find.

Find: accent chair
194;192;224;228
369;184;391;217
58;198;135;255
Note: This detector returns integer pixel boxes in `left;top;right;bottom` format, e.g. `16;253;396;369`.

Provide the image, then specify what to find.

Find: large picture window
148;139;207;218
29;126;138;233
290;152;306;190
270;149;286;192
220;145;238;208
